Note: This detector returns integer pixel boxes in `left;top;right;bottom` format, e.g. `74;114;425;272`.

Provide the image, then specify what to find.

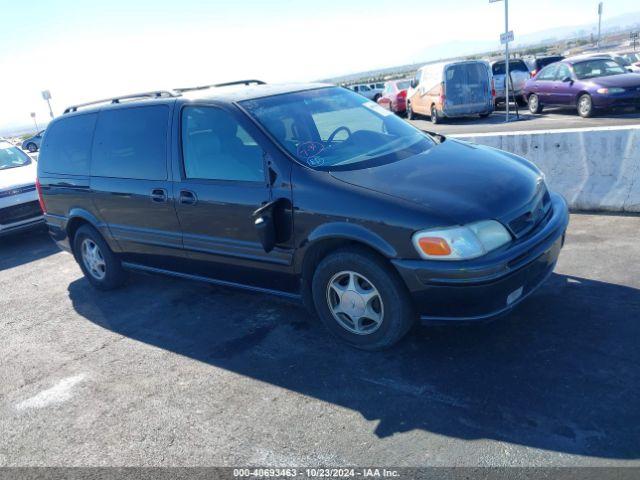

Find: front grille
0;201;42;225
0;184;36;199
508;188;552;239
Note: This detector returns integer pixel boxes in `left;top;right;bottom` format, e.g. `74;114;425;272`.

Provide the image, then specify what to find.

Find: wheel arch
296;223;399;313
575;90;591;105
65;208;119;254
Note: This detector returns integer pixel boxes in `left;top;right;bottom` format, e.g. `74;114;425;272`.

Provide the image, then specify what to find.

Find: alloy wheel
326;271;384;335
81;238;107;280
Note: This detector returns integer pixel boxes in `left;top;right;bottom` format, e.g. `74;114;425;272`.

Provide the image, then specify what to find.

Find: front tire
577;94;594;118
528;94;543;114
311;248;415;351
73;225;126;290
26;143;37;153
406;101;416;120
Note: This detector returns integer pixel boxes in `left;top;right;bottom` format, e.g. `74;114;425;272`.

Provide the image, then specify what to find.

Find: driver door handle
179;190;197;205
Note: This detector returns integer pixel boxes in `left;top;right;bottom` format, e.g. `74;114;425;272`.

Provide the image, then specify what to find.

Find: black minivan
37;81;569;350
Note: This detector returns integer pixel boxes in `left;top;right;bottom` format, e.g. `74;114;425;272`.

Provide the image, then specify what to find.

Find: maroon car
377;79;412;115
523;57;640;118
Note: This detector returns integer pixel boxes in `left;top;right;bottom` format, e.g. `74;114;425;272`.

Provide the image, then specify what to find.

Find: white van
406;61;495;123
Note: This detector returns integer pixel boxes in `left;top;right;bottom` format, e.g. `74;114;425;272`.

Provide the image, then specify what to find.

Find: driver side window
555;64;572;80
181;106;265;182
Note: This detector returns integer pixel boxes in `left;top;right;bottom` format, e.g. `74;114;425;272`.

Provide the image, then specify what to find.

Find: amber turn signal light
417;237;452;256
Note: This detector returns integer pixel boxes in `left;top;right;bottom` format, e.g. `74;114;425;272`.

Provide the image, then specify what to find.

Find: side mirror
410;80;417;89
252;198;287;253
562;76;572;83
254;214;276;253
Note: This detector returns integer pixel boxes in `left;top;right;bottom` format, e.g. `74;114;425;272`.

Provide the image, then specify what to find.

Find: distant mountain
324;10;640;84
512;10;640;46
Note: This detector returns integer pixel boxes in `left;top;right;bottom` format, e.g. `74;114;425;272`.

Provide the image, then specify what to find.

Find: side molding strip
121;262;302;301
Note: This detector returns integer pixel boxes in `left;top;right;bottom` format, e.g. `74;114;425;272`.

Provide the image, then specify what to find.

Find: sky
1;0;639;131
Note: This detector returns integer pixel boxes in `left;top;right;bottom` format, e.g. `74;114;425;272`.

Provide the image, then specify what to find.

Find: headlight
596;87;625;94
412;220;512;261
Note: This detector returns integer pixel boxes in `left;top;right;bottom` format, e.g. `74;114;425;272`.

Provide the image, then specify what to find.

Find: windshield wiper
421;130;446;144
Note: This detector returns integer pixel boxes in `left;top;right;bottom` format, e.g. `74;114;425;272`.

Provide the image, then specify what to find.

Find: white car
348;84;382;101
0;141;44;236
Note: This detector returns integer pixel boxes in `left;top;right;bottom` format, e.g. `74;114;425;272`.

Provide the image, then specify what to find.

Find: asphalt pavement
1;215;639;467
409;106;640;135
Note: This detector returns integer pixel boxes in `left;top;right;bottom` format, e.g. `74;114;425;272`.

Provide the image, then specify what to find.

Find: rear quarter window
39;114;97;175
91;105;169;180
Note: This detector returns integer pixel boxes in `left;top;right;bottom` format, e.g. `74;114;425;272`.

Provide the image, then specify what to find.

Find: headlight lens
412;220;512;260
596;87;625;94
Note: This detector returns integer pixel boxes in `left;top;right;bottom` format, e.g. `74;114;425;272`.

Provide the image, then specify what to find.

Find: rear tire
430;105;441;124
26;143;37;153
73;225;126;290
311;248;415;351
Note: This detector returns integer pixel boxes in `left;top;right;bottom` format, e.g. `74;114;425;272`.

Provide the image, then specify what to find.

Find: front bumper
392;193;569;321
0;191;44;237
593;92;640;109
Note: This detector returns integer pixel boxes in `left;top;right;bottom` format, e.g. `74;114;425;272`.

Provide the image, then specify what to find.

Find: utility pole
597;2;603;50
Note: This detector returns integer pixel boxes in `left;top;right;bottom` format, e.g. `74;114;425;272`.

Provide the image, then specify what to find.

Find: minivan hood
589;73;640;88
0;161;36;191
329;139;542;225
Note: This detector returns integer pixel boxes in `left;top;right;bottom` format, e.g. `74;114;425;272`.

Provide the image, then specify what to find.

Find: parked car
406;60;494;123
0;140;44;236
524;57;640;117
349;84;381;101
376;79;412;115
38;83;568;350
619;52;640;69
571;52;640;73
21;130;45;153
368;83;385;95
491;58;531;106
525;55;565;77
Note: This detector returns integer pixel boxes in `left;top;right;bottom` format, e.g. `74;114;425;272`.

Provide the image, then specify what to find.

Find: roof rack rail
63;90;178;114
174;79;266;93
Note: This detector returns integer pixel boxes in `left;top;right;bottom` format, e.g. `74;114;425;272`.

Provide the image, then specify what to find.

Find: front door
173;104;296;293
550;64;576;105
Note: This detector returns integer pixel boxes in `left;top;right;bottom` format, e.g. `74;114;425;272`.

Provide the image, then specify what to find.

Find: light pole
41;90;54;119
30;112;39;133
491;0;513;122
597;2;603;50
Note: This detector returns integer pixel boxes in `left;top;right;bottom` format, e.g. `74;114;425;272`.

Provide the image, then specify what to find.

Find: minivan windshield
0;143;31;170
573;59;626;79
241;87;434;171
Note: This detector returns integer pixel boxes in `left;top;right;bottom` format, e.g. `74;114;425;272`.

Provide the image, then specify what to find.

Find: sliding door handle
151;188;167;203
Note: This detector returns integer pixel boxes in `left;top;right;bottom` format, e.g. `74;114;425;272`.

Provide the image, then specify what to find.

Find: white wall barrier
454;125;640;213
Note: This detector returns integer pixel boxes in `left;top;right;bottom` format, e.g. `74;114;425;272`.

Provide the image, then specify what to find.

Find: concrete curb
453;126;640;213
